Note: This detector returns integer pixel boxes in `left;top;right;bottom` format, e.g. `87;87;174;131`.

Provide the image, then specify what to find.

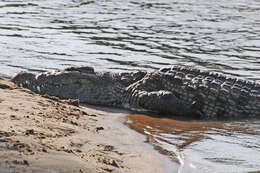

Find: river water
126;114;260;173
0;0;260;172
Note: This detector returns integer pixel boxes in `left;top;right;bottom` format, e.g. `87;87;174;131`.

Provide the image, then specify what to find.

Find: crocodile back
158;66;260;119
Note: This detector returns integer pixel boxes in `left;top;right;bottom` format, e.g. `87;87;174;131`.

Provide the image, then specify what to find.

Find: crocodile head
11;72;37;89
11;67;127;106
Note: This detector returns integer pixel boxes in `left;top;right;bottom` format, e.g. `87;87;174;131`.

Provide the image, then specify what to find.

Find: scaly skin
11;66;260;120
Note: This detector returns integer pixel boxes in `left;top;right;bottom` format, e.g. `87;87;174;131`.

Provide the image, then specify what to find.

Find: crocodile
11;66;260;120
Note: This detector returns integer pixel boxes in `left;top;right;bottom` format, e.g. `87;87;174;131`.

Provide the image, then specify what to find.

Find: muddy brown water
126;114;260;173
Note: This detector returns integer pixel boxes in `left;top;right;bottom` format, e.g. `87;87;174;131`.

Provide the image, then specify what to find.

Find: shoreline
0;78;177;173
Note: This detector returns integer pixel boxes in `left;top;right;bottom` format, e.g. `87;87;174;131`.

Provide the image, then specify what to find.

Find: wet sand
0;78;177;173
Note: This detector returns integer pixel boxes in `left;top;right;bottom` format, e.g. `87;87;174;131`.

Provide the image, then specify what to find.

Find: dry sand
0;78;177;173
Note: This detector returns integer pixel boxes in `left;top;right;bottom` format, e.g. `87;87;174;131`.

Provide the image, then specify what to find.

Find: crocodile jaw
11;70;125;107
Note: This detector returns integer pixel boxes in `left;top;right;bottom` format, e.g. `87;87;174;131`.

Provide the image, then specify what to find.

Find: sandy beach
0;78;177;173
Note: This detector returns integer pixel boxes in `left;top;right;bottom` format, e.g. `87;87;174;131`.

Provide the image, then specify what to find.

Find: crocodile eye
159;67;171;73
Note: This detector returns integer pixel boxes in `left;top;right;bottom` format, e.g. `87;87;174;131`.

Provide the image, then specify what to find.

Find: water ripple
0;1;259;77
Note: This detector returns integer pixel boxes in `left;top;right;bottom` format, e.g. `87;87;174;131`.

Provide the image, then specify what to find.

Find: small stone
10;115;16;119
25;129;34;135
95;127;104;132
23;160;29;166
104;145;114;151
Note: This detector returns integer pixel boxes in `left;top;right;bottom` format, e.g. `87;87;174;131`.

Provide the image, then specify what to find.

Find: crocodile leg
127;89;200;117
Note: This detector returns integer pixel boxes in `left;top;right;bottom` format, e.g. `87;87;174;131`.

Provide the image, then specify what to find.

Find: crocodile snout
11;72;36;88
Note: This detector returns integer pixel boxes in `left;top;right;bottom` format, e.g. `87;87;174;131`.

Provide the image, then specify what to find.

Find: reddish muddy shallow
126;114;260;173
